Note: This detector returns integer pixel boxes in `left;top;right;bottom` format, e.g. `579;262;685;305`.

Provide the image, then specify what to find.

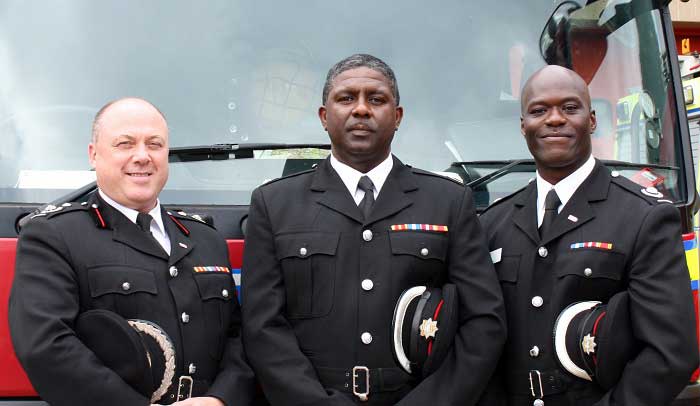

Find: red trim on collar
93;208;107;228
168;214;190;236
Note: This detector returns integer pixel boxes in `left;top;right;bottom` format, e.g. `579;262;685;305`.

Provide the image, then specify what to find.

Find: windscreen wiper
169;143;331;162
455;159;679;190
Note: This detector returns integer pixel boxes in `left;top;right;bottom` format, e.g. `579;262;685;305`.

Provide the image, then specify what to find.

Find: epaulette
609;171;673;205
260;167;317;187
481;183;530;214
411;167;464;186
30;202;89;220
166;210;217;231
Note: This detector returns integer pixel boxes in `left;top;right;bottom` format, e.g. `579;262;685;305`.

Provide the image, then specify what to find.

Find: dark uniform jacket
241;156;506;406
9;192;255;406
478;160;698;406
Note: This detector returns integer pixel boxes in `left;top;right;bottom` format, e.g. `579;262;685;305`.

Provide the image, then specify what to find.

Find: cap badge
419;318;439;340
581;333;597;355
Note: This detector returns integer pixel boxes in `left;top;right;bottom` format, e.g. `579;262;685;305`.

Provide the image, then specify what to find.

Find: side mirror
539;1;583;68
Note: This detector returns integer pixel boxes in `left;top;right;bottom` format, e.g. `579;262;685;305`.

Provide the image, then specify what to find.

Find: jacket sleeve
8;218;150;406
206;233;257;406
594;203;698;406
397;187;507;406
241;187;354;406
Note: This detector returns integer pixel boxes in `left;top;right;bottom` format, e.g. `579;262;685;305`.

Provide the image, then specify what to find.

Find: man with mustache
9;98;255;406
478;65;698;405
241;54;506;405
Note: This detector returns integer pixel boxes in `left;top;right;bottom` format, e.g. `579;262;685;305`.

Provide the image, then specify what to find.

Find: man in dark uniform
479;65;698;405
9;98;255;406
241;54;506;405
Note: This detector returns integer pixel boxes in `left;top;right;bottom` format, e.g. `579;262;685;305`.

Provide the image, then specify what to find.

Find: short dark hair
322;54;400;105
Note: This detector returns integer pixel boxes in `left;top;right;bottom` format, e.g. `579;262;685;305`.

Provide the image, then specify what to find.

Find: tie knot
544;189;561;211
136;212;153;232
357;175;375;194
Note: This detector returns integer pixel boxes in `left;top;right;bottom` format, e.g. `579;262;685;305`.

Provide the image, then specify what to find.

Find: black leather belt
163;376;210;402
316;366;416;401
506;369;573;398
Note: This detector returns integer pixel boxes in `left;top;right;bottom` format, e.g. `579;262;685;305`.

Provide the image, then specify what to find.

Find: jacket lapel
163;210;195;265
366;157;416;225
311;156;416;225
512;182;541;245
312;158;366;224
97;196;169;260
540;160;610;245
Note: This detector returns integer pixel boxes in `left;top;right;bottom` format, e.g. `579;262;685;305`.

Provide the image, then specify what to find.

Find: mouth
539;132;574;141
126;171;153;178
347;123;374;134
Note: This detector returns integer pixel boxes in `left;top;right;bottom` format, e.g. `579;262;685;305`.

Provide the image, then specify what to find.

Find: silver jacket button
361;279;374;291
169;266;178;277
584;267;593;277
188;363;196;374
299;247;308;257
531;296;544;308
420;247;429;256
361;332;373;344
611;170;620;178
529;346;540;357
222;289;229;298
538;246;548;258
534;399;544;406
362;229;373;242
181;312;190;324
121;282;131;291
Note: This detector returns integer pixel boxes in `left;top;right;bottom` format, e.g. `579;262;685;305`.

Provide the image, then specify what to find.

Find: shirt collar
98;189;166;234
536;154;595;211
329;153;393;197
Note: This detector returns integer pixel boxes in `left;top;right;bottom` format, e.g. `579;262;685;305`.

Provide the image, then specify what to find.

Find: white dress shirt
535;154;595;227
330;153;393;205
98;189;171;255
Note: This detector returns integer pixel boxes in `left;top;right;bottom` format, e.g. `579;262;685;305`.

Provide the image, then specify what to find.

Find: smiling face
521;66;596;184
319;67;403;173
88;98;169;212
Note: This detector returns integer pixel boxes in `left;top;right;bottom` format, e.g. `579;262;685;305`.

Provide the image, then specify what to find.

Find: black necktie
539;189;561;238
136;212;153;233
357;176;375;219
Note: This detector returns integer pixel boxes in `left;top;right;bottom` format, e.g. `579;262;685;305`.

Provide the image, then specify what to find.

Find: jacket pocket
194;272;234;359
275;231;340;319
88;266;158;298
389;232;448;261
555;249;625;280
495;255;520;283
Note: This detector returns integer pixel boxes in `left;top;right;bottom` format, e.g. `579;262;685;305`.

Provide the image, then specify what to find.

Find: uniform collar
98;189;166;237
330;152;393;199
536;154;595;216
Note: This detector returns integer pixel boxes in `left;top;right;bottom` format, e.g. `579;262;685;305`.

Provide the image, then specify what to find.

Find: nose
352;96;371;118
132;143;152;164
545;107;566;127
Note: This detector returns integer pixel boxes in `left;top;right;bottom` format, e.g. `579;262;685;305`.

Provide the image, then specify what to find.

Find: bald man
478;66;697;405
9;98;255;406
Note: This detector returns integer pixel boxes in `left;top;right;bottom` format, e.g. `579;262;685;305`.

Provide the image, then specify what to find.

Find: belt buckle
529;370;544;399
352;366;370;402
177;375;194;400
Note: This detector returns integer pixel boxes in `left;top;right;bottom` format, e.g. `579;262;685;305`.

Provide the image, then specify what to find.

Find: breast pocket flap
389;232;448;261
275;232;340;260
88;266;158;298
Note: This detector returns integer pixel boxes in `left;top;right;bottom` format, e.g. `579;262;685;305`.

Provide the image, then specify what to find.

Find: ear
318;106;328;131
394;106;404;130
88;143;97;169
520;116;526;136
589;109;597;133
